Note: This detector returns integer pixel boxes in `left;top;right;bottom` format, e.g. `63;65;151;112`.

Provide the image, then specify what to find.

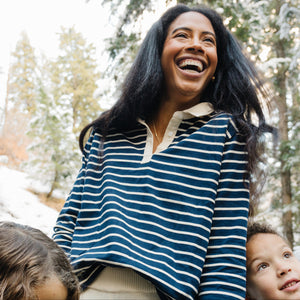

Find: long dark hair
80;4;274;210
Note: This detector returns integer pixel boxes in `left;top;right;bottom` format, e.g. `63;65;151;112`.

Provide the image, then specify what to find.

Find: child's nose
277;263;291;277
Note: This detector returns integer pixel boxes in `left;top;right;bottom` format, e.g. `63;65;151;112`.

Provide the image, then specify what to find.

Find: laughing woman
53;4;274;300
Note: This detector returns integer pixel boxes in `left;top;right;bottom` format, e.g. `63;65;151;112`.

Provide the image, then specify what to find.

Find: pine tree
26;56;81;198
50;26;102;139
26;27;102;198
1;32;38;165
7;31;38;115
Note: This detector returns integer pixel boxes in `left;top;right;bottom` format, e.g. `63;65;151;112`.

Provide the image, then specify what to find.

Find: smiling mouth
281;281;299;290
178;59;204;73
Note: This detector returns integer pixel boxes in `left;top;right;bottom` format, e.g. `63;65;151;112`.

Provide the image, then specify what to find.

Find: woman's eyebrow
171;27;216;38
171;27;192;34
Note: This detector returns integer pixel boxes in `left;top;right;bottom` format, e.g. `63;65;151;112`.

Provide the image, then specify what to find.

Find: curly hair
0;222;80;300
247;222;287;245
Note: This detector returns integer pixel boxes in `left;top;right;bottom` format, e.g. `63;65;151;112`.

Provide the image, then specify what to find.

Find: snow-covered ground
0;165;59;236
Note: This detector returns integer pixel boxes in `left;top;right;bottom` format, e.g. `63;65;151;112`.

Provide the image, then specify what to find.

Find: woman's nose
186;38;204;53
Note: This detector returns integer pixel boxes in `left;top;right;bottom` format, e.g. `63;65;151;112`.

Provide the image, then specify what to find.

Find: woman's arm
198;119;249;300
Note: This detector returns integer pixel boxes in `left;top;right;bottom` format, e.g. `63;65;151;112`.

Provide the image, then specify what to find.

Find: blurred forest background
0;0;299;246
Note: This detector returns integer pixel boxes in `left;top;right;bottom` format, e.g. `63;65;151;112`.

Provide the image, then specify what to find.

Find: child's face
246;233;300;300
35;275;68;300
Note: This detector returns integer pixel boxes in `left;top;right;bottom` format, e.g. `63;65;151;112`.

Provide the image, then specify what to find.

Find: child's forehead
247;233;290;255
249;233;286;246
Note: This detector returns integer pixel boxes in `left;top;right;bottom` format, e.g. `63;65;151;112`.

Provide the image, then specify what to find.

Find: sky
0;0;171;111
0;0;115;109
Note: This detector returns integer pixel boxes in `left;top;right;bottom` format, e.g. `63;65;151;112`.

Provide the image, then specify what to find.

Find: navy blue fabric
53;113;249;300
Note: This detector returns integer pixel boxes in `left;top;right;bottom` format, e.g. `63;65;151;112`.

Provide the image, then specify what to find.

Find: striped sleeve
198;119;249;300
52;132;94;255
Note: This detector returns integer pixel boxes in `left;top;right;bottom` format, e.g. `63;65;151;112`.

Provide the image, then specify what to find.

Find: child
246;222;300;300
0;221;80;300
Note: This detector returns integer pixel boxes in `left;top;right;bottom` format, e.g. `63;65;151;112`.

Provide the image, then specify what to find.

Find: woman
53;4;273;300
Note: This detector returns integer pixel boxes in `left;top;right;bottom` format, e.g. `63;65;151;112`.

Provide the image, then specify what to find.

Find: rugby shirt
53;106;249;300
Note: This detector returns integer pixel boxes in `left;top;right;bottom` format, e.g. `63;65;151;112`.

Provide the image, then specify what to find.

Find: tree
266;0;300;245
0;32;38;165
6;31;38;115
27;64;80;198
26;27;103;198
50;26;102;139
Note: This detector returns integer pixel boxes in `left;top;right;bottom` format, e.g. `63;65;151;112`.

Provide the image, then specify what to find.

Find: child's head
246;222;300;300
0;221;80;300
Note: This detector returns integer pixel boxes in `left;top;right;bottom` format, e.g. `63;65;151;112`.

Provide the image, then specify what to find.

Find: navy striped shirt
53;112;249;300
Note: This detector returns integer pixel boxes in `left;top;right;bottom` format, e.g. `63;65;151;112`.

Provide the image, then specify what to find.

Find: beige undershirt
139;102;214;163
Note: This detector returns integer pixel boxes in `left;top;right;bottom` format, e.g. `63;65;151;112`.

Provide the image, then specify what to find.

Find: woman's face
161;11;218;108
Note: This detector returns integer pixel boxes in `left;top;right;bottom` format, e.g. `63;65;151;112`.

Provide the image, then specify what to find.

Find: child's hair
247;221;290;246
0;221;80;300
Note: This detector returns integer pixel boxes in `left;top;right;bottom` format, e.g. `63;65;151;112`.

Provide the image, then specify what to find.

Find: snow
0;165;59;237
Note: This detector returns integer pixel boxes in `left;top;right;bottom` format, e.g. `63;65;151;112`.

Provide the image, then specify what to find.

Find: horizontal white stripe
72;239;201;281
81;200;212;232
208;235;246;241
72;233;203;272
72;222;206;263
75;214;209;250
207;244;245;251
214;207;248;212
84;171;218;194
95;164;219;185
80;192;214;220
199;291;244;300
204;263;246;271
201;271;245;281
72;184;216;207
200;280;246;291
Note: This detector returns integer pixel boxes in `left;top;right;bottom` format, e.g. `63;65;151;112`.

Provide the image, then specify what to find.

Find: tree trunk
274;50;294;246
47;169;59;199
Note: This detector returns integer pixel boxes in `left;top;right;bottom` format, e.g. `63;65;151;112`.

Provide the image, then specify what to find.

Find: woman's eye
175;33;187;38
203;37;216;44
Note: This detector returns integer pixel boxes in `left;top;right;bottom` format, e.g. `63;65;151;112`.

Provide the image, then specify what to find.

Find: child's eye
283;251;292;259
257;263;268;272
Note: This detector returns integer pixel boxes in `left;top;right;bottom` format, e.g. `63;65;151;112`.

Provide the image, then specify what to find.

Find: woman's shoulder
208;112;243;139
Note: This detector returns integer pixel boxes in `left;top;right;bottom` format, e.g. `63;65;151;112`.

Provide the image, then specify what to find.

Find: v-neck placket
139;102;214;163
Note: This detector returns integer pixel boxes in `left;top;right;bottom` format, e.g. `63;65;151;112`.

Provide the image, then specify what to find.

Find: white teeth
178;59;203;72
282;281;297;289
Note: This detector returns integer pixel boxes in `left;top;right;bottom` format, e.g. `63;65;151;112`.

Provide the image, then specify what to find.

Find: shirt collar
173;102;214;120
138;102;214;125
